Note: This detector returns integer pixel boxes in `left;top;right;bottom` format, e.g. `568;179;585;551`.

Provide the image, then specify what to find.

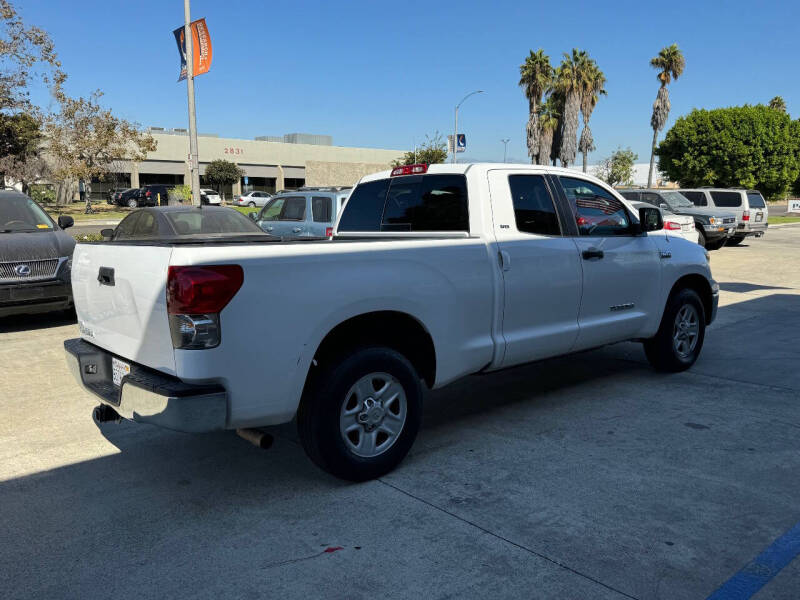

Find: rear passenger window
619;191;640;201
682;191;707;206
508;175;560;235
312;196;332;222
279;197;306;220
560;176;631;236
642;192;662;205
710;191;742;207
381;174;468;231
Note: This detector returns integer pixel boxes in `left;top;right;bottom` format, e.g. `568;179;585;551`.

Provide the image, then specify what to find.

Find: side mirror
100;228;114;240
639;207;663;233
57;215;74;229
659;203;669;211
248;212;257;220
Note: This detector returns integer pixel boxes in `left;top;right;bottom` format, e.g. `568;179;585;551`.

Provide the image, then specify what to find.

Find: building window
283;178;305;190
240;176;276;194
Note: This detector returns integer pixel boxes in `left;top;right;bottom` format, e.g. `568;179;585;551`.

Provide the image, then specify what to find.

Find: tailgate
71;243;176;375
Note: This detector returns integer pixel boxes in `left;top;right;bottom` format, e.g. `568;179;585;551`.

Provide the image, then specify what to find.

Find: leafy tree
595;147;638;187
0;111;41;186
204;159;244;200
519;49;554;164
578;59;607;172
648;44;685;188
46;91;156;204
768;96;787;112
554;49;589;167
391;132;448;166
656;104;800;199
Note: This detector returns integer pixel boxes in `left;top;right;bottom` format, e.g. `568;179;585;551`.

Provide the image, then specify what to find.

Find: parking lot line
706;521;800;599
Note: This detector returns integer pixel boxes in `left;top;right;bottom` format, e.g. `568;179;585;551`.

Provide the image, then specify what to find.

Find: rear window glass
338;174;469;232
312;196;332;222
166;210;264;235
746;192;766;208
619;191;639;200
710;191;742;207
337;179;390;232
682;191;707;206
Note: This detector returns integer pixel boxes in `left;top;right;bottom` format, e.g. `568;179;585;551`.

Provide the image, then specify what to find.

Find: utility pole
453;90;484;164
501;138;510;163
184;0;201;206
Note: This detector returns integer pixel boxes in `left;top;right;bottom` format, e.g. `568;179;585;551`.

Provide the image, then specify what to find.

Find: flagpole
184;0;201;206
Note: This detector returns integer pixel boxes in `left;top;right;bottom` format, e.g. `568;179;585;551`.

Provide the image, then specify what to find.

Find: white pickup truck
65;164;718;481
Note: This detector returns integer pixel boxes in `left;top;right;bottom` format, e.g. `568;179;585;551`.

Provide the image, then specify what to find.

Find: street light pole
501;138;510;163
453;90;484;164
184;0;201;206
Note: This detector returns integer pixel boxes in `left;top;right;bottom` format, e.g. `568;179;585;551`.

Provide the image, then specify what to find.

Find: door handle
498;250;511;272
265;226;273;232
582;248;604;260
292;227;303;233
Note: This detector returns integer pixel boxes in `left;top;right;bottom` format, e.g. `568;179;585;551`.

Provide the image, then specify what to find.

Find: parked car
0;190;75;317
619;189;735;249
626;199;699;244
251;189;350;237
100;206;269;241
107;188;128;204
110;188;140;207
677;188;768;245
135;184;173;208
236;190;272;207
65;164;717;481
200;189;222;205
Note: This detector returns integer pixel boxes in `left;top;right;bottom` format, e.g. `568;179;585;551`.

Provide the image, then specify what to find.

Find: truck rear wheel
297;346;422;481
643;288;706;372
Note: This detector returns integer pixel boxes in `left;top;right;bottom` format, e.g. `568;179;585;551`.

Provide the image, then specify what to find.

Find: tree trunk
582;151;587;173
647;127;659;188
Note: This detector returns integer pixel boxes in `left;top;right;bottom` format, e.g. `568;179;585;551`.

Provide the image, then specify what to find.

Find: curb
769;222;800;229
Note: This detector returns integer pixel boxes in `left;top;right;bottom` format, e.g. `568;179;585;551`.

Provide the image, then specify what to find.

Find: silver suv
677;188;768;245
251;188;351;238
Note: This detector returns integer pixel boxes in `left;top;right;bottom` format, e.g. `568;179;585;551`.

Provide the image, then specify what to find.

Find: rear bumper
64;338;227;433
736;222;768;237
0;280;73;317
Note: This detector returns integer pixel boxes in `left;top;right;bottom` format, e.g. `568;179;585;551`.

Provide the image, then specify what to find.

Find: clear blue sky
22;0;800;164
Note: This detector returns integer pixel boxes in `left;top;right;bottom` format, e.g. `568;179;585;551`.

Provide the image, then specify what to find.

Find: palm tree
537;96;560;166
578;60;607;173
648;44;685;188
519;49;554;164
768;96;787;112
555;49;589;167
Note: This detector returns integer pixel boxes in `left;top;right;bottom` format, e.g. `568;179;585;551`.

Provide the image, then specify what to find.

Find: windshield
661;191;694;208
747;192;766;208
0;196;54;233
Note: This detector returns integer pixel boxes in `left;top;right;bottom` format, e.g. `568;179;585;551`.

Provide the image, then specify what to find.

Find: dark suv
136;184;172;207
619;189;736;250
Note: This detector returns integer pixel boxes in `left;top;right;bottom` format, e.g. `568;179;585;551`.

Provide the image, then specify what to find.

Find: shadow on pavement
0;308;76;333
2;292;800;599
718;281;791;293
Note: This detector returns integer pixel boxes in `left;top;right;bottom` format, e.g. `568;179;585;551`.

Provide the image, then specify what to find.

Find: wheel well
670;274;713;324
309;311;436;389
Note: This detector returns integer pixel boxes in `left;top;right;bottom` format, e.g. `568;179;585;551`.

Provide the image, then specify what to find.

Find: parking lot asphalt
1;229;799;600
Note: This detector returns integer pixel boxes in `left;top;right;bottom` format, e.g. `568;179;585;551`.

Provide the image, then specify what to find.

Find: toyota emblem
14;264;31;276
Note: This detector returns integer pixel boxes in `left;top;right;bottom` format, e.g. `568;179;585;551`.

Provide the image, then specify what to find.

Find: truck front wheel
297;346;423;481
643;288;706;372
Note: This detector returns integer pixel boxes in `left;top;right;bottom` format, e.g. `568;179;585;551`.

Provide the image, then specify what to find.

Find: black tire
643;288;706;373
726;236;744;246
297;346;423;481
696;229;706;248
248;201;256;207
127;198;138;208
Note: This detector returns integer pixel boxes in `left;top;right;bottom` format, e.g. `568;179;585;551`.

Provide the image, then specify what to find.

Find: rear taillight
742;211;750;221
167;265;243;349
664;221;682;231
145;191;152;197
325;227;333;237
